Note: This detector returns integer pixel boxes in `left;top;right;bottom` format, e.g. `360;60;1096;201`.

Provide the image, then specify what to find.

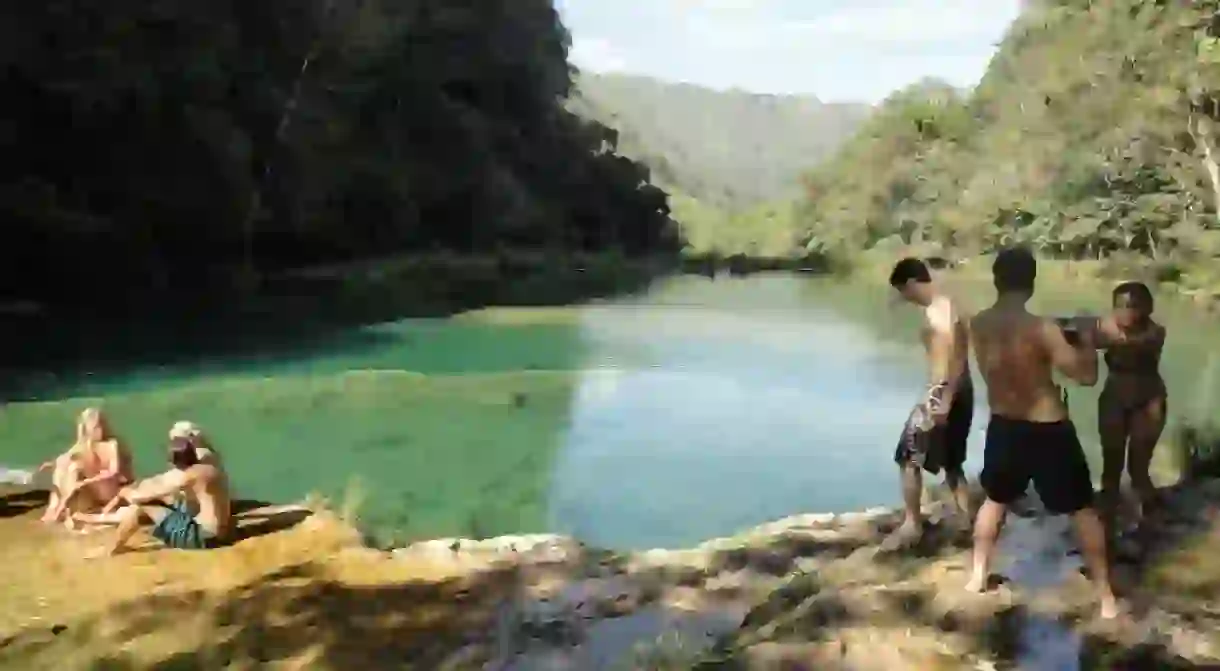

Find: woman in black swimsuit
1097;281;1167;526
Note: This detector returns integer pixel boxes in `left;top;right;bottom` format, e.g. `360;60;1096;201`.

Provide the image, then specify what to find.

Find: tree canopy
0;0;680;305
799;0;1220;269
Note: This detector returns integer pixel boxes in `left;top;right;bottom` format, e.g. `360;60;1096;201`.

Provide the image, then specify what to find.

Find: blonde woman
37;408;134;527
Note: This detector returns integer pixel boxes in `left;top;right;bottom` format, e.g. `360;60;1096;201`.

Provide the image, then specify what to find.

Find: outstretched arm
60;443;126;506
125;469;196;504
1043;318;1098;386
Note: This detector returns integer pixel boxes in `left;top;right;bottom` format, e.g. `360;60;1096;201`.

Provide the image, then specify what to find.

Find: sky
555;0;1023;103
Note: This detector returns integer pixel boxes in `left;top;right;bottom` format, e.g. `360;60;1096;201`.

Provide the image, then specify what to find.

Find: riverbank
4;472;1220;669
839;246;1220;313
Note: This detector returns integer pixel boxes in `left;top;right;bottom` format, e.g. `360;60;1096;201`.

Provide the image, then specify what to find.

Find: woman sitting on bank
1096;281;1168;527
37;407;134;528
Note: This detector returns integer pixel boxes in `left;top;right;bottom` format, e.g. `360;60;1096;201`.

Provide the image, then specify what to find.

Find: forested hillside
569;73;869;255
0;1;678;306
799;0;1220;280
570;73;869;208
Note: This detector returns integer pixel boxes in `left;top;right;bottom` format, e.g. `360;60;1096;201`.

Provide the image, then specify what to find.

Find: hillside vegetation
799;0;1220;287
570;73;870;255
0;1;678;308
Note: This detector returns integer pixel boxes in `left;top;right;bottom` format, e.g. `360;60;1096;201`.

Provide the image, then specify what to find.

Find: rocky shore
3;478;1220;669
378;479;1220;669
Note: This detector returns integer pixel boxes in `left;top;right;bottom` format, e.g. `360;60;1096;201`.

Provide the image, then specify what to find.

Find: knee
52;455;75;478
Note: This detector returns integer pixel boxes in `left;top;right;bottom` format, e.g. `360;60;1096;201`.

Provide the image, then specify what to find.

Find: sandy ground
5;479;1220;670
0;487;516;670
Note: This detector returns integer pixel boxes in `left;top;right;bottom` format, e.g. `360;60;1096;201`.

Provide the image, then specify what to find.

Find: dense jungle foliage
799;0;1220;280
0;0;681;306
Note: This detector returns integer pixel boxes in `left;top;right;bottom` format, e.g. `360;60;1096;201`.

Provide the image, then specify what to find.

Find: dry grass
0;487;518;670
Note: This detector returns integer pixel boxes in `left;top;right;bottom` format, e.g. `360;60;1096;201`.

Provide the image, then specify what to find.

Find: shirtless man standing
967;247;1118;619
80;435;232;557
888;258;974;543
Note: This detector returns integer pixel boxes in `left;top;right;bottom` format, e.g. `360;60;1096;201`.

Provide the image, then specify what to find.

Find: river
2;274;1217;550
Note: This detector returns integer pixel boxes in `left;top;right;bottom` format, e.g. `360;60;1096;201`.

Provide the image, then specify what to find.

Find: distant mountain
567;73;871;210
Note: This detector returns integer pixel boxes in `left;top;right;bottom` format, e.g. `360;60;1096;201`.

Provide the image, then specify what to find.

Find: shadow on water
0;255;670;404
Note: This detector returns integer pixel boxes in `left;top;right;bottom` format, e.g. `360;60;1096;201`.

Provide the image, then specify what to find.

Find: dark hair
169;436;199;470
992;246;1036;293
889;257;931;287
1113;281;1153;313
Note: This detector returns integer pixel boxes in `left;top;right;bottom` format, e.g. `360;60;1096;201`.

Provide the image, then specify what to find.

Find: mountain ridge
567;72;871;210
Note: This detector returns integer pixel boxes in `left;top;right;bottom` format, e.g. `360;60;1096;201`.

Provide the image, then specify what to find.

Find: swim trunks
979;416;1094;515
894;376;974;475
150;501;216;550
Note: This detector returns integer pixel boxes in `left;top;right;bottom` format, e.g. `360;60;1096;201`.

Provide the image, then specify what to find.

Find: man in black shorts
888;258;974;545
968;247;1118;619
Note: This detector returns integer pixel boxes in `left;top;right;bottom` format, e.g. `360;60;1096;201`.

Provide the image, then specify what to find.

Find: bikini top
1103;327;1162;376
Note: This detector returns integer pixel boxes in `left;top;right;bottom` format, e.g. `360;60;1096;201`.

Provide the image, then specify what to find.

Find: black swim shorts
894;377;974;475
979;415;1094;515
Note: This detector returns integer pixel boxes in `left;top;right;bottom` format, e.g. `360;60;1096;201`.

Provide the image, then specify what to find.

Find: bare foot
882;519;923;551
964;573;988;593
1099;595;1121;620
83;546;112;560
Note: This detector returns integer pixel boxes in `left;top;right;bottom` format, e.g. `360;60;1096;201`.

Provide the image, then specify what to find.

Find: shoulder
1033;315;1065;343
187;462;220;481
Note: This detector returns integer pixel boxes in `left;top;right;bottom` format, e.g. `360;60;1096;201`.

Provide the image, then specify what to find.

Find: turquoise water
2;274;1216;549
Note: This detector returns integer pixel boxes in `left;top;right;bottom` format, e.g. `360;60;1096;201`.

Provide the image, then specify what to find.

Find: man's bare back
966;247;1117;620
970;306;1083;422
186;462;232;538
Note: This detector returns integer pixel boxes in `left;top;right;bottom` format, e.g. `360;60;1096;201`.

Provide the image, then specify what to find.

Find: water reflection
550;301;986;550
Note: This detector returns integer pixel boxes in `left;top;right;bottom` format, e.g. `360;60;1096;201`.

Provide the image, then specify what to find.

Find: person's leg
1097;388;1129;533
894;428;925;539
966;498;1007;592
74;505;136;526
85;505;169;558
1126;394;1167;516
899;461;923;532
943;382;975;520
41;456;77;523
1070;507;1119;619
60;485;101;532
969;417;1027;592
54;465;88;529
1035;422;1119;619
